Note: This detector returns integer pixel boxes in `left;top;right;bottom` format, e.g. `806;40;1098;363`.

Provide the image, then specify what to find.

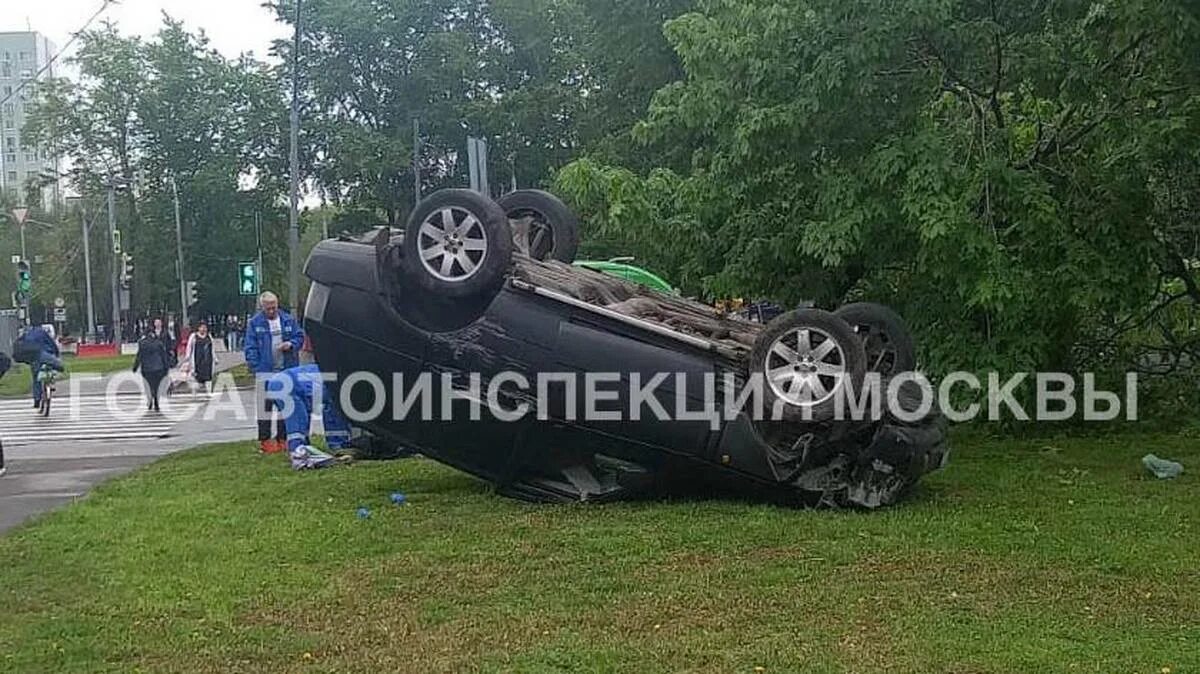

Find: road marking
0;394;225;446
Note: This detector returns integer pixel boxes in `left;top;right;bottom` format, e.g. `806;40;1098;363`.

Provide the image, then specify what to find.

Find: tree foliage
556;0;1200;379
272;0;696;226
23;19;288;320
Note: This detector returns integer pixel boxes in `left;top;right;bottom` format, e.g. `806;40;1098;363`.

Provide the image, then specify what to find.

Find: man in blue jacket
12;324;64;408
244;291;305;454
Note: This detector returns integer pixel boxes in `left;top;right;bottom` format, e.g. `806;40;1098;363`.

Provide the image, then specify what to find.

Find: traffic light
16;260;31;293
186;281;199;306
238;262;259;296
121;254;134;289
15;260;31;305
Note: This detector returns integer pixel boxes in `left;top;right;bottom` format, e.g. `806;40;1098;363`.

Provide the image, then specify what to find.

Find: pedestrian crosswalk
0;392;216;447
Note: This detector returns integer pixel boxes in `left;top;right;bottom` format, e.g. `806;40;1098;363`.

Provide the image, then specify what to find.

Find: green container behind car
574;260;675;294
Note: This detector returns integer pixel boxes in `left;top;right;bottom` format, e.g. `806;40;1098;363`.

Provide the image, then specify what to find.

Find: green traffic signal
16;261;31;293
238;262;259;296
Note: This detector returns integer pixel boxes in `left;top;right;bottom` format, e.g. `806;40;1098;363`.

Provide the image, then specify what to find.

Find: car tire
751;309;867;423
403;189;514;299
496;189;580;264
833;302;917;375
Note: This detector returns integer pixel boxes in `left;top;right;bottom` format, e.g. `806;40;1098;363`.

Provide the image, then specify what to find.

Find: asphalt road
0;353;254;534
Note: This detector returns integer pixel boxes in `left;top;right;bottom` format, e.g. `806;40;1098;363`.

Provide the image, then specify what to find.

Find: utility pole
12;207;29;261
106;185;120;344
255;211;264;290
287;0;302;310
413;118;421;207
81;202;96;340
171;177;188;328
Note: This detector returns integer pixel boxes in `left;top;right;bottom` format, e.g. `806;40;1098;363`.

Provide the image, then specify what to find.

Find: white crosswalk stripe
0;392;217;446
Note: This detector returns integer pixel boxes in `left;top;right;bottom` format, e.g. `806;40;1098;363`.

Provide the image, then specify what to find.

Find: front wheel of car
496;189;581;264
402;189;514;299
750;309;867;423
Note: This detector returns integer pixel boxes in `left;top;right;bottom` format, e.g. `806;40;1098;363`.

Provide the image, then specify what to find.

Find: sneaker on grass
290;445;336;471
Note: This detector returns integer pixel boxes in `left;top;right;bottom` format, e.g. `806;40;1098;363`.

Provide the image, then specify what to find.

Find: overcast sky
3;0;288;61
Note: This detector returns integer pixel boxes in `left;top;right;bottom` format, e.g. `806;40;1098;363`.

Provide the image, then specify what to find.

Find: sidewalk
0;350;252;534
68;344;245;396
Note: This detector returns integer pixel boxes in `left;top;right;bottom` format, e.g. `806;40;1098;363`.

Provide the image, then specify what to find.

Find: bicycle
36;363;59;418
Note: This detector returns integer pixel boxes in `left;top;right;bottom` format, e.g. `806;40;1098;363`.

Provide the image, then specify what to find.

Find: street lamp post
170;177;188;329
106;184;120;343
80;202;97;341
288;0;303;311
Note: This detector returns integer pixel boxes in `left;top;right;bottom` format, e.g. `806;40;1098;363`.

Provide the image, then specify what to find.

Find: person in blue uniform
266;364;350;470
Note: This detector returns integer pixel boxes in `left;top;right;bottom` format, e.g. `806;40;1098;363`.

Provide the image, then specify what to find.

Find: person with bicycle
11;324;65;410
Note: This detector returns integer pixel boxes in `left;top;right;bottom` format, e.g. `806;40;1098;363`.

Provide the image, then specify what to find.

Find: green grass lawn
226;362;254;388
0;354;134;398
0;431;1197;673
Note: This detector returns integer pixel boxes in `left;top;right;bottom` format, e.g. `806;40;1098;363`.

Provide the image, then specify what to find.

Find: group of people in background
82;313;249;352
133;291;334;467
2;291;368;473
131;316;218;410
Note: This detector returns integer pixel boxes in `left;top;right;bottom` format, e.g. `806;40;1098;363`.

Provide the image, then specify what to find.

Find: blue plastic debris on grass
356;507;371;519
390;492;407;505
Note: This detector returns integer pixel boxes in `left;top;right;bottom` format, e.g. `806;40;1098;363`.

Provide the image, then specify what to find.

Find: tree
272;0;698;225
271;0;508;225
24;18;290;320
556;0;1200;380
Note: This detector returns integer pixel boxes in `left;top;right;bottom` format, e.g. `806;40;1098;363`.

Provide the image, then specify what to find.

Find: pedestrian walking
244;291;305;454
224;314;239;351
133;330;171;412
182;321;218;395
149;317;178;369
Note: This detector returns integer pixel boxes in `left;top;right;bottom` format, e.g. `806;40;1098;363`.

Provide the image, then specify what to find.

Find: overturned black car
304;189;948;508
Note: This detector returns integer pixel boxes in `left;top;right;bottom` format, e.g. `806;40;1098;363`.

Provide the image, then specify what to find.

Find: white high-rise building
0;31;61;207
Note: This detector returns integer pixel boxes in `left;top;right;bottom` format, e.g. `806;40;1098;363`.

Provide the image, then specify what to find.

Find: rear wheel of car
751;309;867;423
833;302;916;376
403;189;514;299
496;189;580;264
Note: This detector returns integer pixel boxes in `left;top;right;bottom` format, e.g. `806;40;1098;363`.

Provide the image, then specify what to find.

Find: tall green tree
24;19;289;320
272;0;697;225
557;0;1200;378
273;0;508;225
